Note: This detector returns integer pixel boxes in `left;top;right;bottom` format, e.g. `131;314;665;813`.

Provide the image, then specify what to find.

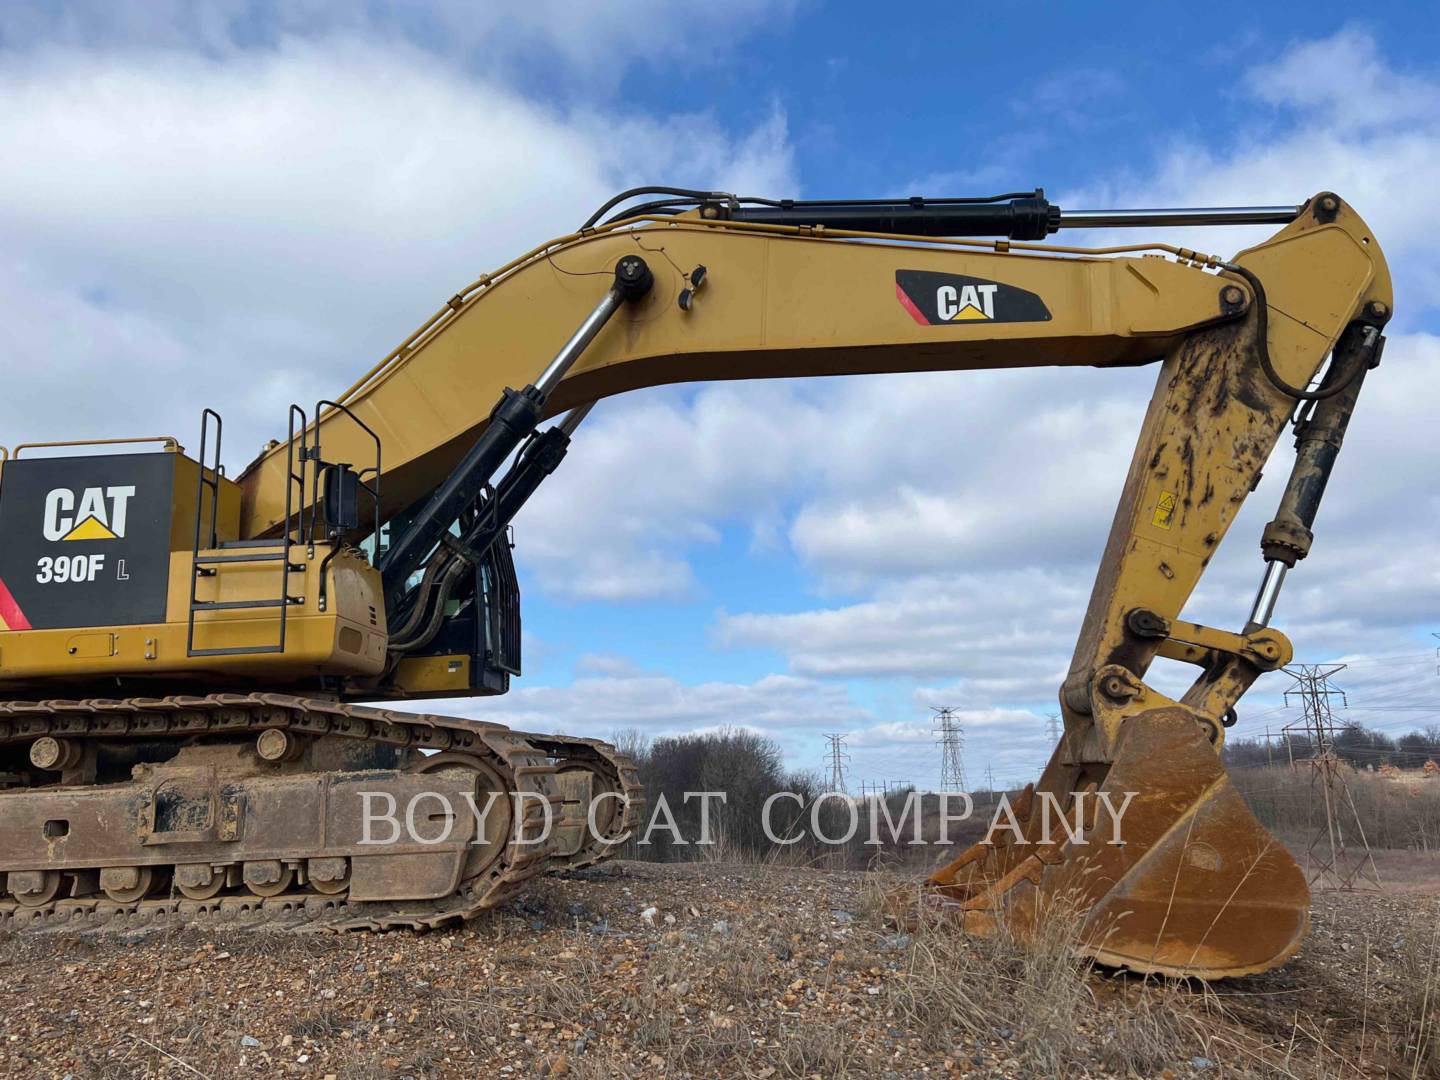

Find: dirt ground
0;859;1435;1079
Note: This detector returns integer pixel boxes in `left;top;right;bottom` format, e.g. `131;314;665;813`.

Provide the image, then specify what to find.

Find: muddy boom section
0;695;640;932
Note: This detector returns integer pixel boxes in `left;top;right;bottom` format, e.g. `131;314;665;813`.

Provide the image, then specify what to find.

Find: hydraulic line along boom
599;187;1303;238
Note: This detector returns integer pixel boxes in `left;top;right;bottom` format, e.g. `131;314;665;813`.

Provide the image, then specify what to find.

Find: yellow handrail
12;435;182;458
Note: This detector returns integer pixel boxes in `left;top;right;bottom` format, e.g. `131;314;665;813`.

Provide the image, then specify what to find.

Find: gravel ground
0;861;1434;1078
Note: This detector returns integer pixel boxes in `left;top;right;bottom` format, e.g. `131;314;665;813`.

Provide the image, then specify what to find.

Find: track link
0;694;641;935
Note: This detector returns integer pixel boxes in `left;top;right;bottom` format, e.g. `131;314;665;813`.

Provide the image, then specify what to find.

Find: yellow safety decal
1151;490;1176;530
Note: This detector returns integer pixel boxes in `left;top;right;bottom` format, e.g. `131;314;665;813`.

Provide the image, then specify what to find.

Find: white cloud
515;380;828;599
574;652;646;677
1245;26;1439;132
447;668;873;763
716;568;1084;683
524;27;1440;649
1064;28;1440;321
783;367;1151;586
849;709;1058;790
514;363;1151;600
0;1;799;90
452;663;1065;789
494;29;1440;785
701;327;1439;716
0;37;795;464
2;19;1433;792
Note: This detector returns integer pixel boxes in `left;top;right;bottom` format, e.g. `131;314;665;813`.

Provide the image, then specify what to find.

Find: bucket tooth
913;706;1308;979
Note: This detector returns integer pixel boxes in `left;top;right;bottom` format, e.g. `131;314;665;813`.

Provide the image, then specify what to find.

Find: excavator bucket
916;706;1308;979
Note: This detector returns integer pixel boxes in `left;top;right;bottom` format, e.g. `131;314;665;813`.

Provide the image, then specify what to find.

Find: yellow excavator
0;187;1390;978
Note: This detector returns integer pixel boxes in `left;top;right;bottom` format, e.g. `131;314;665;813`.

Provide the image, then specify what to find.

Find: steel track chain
0;694;641;935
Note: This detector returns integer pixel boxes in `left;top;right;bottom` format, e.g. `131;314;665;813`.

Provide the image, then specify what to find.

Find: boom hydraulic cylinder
378;256;651;605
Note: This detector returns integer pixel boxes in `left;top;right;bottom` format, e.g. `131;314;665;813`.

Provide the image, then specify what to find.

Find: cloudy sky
2;2;1437;790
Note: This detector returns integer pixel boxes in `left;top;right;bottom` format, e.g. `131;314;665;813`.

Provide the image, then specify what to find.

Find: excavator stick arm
1063;197;1390;735
924;195;1391;977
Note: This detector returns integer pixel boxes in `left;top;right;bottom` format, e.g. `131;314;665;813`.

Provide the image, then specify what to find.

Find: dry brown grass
1397;924;1440;1077
883;882;1112;1074
870;866;1440;1079
5;861;1435;1078
1233;763;1440;853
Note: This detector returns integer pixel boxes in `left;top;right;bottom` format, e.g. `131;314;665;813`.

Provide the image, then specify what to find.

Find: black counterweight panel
0;452;175;629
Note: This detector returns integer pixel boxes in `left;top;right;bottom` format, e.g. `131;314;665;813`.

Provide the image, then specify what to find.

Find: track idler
913;705;1308;979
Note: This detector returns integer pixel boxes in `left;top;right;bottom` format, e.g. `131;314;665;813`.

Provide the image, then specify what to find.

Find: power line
1337;652;1435;667
1046;713;1061;745
1281;664;1382;892
822;733;851;795
931;707;968;792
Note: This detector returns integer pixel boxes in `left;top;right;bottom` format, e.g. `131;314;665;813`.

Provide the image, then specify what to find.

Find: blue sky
1;2;1437;789
617;2;1440;203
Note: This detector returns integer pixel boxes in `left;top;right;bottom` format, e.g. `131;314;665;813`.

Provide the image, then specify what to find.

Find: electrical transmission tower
1046;713;1061;745
822;733;851;794
931;707;968;792
1281;664;1381;891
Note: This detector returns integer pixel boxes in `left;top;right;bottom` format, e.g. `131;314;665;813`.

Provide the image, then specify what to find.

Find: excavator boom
0;187;1392;976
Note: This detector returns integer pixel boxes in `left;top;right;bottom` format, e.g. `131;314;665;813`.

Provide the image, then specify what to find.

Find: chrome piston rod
1246;561;1289;630
1059;206;1303;229
380;255;651;600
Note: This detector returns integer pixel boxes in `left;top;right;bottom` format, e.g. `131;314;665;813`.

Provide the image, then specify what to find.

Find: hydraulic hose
1220;262;1370;402
388;406;592;655
582;187;731;230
